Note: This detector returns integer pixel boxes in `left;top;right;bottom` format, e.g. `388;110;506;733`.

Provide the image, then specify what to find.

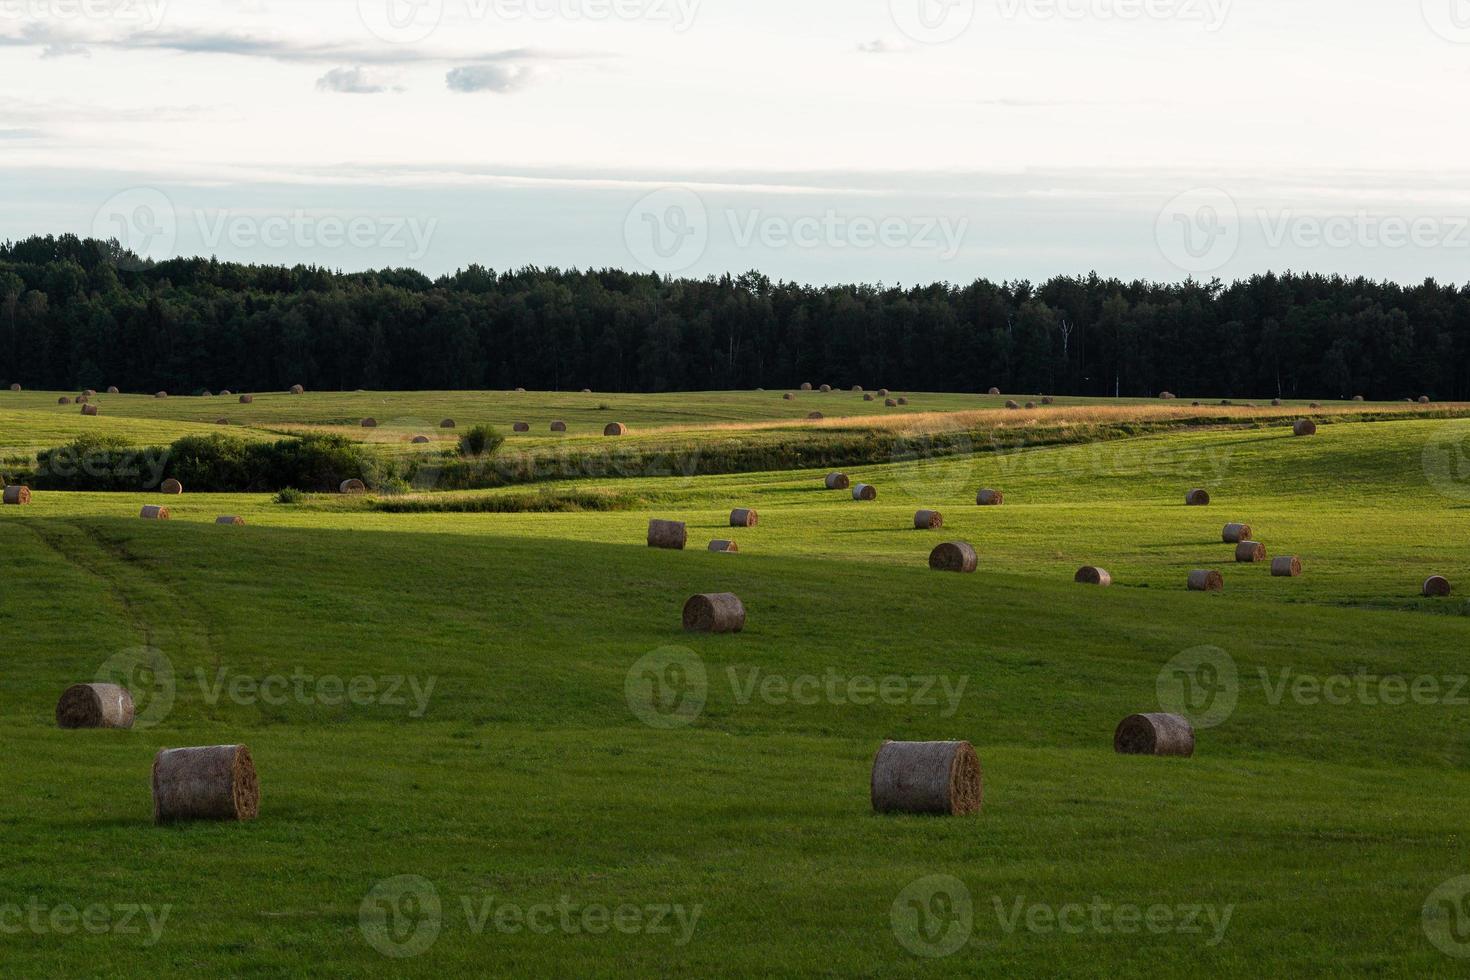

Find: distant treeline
2;234;1466;400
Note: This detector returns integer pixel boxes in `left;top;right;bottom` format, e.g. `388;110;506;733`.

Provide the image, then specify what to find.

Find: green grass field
4;389;1470;975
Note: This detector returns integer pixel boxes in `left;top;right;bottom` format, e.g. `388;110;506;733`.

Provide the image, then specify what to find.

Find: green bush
458;424;504;459
274;487;305;505
34;434;171;491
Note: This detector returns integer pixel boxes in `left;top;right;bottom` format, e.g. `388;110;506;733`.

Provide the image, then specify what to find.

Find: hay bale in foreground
648;519;688;550
604;422;627;436
139;505;169;520
683;593;745;633
3;485;31;505
289;384;304;395
1424;575;1453;598
152;745;259;824
914;509;943;530
1186;489;1211;506
361;418;378;428
1114;713;1194;757
1075;566;1112;586
870;740;982;816
879;389;890;397
708;540;739;553
56;683;134;730
340;479;366;494
160;479;183;495
215;516;245;526
1235;541;1267;563
825;473;850;490
852;484;877;501
1222;523;1252;544
1188;569;1223;592
440;419;456;429
512;422;530;433
239;394;254;404
930;541;977;573
1025;401;1036;409
976;489;1004;506
1293;419;1317;437
1271;556;1302;577
730;508;758;527
81;404;99;416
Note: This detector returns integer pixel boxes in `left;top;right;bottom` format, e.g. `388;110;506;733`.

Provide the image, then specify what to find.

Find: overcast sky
2;0;1469;284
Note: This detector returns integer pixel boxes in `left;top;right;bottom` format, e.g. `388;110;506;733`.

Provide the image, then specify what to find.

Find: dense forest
1;234;1465;400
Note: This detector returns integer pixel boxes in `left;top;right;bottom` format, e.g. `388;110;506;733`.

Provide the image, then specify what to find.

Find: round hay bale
1220;400;1232;406
884;398;898;407
239;394;254;404
1309;402;1321;409
56;683;134;730
914;509;943;530
1075;566;1112;586
1114;713;1194;757
929;541;977;573
1159;391;1176;400
201;390;214;398
976;489;1004;507
1187;569;1223;592
84;389;97;398
800;383;813;391
707;539;739;553
1186;489;1211;506
3;485;31;505
514;387;526;393
220;389;231;397
155;391;168;399
1222;523;1252;544
1271;556;1302;577
550;421;567;432
897;397;909;406
824;473;850;490
440;419;456;429
1192;401;1201;406
603;422;628;437
76;394;89;404
870;740;982;816
683;592;745;633
819;384;832;393
730;508;758;527
863;393;875;401
852;385;863;392
1025;401;1036;409
1420;395;1432;404
340;479;366;494
139;505;169;520
1235;541;1267;563
988;387;1001;396
512;422;530;433
152;745;259;824
647;519;688;550
1042;396;1055;405
1293;419;1317;437
783;393;796;401
57;396;73;405
1005;399;1020;409
160;479;183;495
361;418;378;428
215;418;230;425
215;516;245;526
1424;575;1453;598
411;435;431;444
807;412;824;420
879;389;890;397
8;383;18;391
582;388;593;394
289;384;304;395
1352;395;1365;402
1271;398;1282;407
852;483;877;501
81;404;99;416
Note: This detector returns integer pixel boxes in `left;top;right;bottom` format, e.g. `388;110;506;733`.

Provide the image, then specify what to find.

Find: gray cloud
316;66;400;95
445;64;535;94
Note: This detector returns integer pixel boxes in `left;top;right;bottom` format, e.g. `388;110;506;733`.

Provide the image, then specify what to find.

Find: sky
2;0;1470;284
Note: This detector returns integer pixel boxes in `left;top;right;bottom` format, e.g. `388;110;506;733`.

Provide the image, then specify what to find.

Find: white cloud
445;64;537;94
316;66;400;95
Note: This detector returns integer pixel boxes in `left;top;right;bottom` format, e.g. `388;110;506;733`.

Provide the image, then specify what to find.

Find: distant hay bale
1293;419;1317;437
340;479;366;494
58;396;73;405
884;398;898;407
730;508;758;527
1005;399;1020;409
1222;523;1252;544
1187;569;1223;591
76;393;89;403
1185;489;1210;506
160;479;183;495
783;393;796;400
852;385;863;392
155;391;168;398
1219;400;1232;406
1159;391;1176;399
807;412;824;420
239;394;254;404
1352;395;1365;402
215;418;230;425
1075;566;1112;586
290;384;304;394
647;519;688;550
897;398;909;406
976;489;1004;506
512;422;530;433
604;422;627;436
1042;396;1055;405
1420;395;1431;404
852;484;877;501
411;435;430;444
914;509;943;529
107;386;119;394
361;418;378;428
1424;575;1453;598
1192;401;1201;406
1271;556;1302;577
1025;401;1036;409
550;421;567;432
515;387;526;393
879;389;890;397
153;745;259;824
800;383;813;391
56;683;134;730
139;505;169;520
870;740;982;816
819;384;832;393
707;539;739;553
825;473;850;490
201;390;214;397
863;393;875;401
8;383;18;391
440;419;456;428
1271;398;1282;406
683;592;746;633
1235;541;1266;563
84;389;97;398
3;485;31;505
988;387;1001;396
582;388;592;393
215;516;245;526
1114;713;1194;757
219;389;231;396
929;541;978;573
81;404;99;416
1309;402;1321;409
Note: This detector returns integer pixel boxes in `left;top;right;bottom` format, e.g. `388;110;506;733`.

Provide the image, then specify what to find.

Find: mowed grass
2;400;1470;975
